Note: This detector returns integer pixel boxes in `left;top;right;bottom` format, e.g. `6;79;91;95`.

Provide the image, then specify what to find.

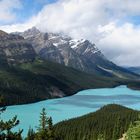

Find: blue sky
15;0;57;23
0;0;57;25
127;16;140;25
0;0;140;66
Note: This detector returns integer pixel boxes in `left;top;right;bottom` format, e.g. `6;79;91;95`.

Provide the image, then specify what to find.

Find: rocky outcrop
0;30;36;65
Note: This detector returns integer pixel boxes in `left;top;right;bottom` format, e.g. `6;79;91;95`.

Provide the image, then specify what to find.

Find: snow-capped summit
18;27;137;78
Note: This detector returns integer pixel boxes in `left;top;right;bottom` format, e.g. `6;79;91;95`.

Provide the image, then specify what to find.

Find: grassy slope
54;104;139;140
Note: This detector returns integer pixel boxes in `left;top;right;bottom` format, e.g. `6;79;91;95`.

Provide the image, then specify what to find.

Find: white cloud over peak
0;0;22;23
1;0;140;66
36;0;109;41
98;23;140;66
0;16;38;33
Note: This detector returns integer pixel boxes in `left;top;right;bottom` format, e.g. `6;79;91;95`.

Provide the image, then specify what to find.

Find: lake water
1;86;140;136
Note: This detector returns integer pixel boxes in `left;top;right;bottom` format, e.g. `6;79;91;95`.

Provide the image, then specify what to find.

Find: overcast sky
0;0;140;67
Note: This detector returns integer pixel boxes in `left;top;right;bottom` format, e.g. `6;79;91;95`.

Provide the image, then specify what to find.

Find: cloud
98;23;140;66
36;0;109;41
0;16;38;33
0;0;22;23
107;0;140;16
1;0;140;66
35;0;140;35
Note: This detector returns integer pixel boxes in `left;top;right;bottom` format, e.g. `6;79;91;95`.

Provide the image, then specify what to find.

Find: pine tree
112;116;120;140
38;108;49;131
35;108;53;140
25;127;35;140
35;108;56;140
48;117;55;140
0;113;22;139
0;96;23;140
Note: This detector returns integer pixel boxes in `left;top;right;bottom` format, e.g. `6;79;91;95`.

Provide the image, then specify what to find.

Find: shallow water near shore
1;85;140;136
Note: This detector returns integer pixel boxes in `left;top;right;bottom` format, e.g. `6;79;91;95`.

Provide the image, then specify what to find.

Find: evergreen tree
48;117;55;140
25;127;35;140
35;108;55;140
0;96;23;140
38;108;49;131
112;116;120;140
0;116;23;140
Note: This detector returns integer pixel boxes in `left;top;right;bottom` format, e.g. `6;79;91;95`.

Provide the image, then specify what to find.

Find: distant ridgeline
0;60;119;107
54;104;139;140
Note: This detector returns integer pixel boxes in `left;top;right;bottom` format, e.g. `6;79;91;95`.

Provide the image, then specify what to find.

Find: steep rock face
20;27;139;78
21;28;92;71
71;39;106;64
0;30;36;64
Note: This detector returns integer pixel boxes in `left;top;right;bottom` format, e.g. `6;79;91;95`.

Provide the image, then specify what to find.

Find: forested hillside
1;104;139;140
0;59;119;106
54;104;139;140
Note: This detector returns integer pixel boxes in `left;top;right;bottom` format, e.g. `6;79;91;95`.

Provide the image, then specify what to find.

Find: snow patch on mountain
69;39;86;49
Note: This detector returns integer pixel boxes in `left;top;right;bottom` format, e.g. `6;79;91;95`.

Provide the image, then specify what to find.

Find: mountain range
17;27;138;79
0;28;139;106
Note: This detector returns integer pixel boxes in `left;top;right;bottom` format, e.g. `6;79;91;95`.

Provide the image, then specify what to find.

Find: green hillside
54;104;139;140
0;58;140;106
0;59;119;106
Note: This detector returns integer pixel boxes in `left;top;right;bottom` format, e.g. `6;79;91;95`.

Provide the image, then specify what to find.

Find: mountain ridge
18;27;139;79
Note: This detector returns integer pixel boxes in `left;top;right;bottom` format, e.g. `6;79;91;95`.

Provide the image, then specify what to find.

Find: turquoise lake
1;86;140;136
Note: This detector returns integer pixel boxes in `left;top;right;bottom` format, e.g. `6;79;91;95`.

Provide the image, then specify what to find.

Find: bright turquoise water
1;86;140;136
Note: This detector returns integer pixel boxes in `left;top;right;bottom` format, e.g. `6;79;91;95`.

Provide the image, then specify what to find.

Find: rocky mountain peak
22;27;41;39
0;30;8;36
